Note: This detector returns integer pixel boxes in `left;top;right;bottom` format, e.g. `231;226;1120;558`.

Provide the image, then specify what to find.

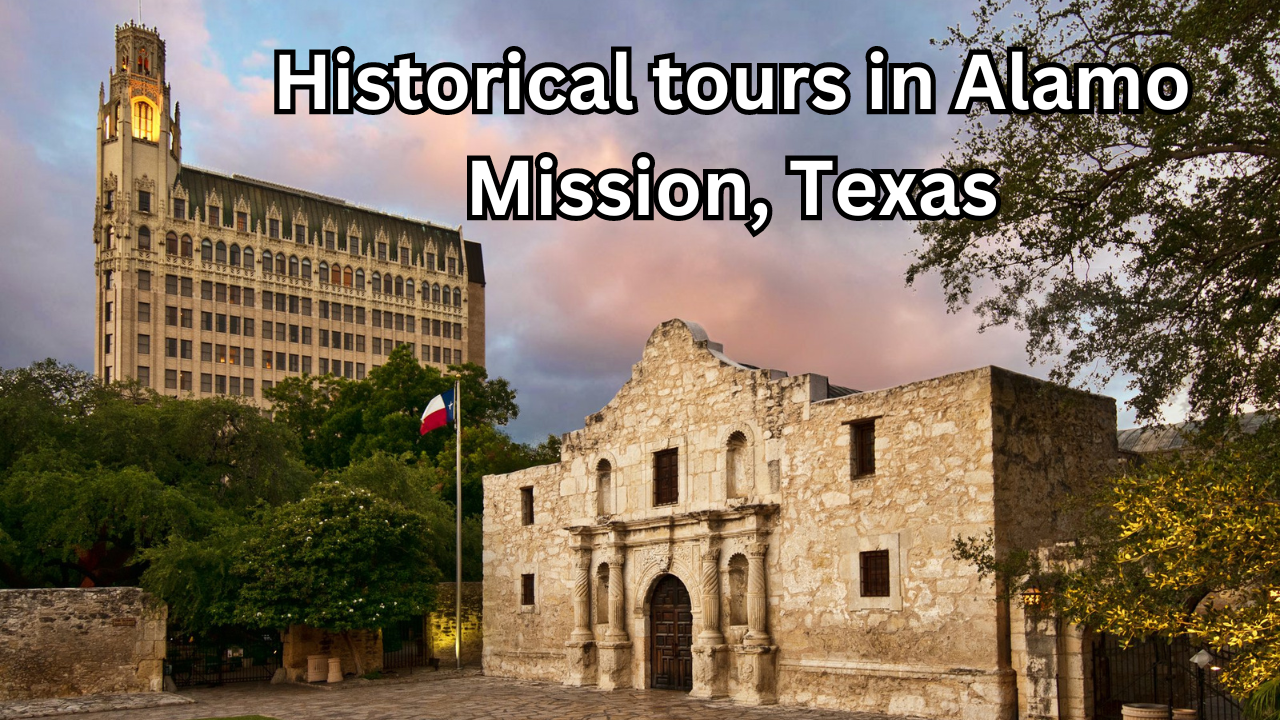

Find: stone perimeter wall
483;320;1117;720
430;582;483;666
0;587;166;701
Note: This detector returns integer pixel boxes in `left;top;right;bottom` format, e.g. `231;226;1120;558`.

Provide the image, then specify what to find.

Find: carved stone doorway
649;574;693;691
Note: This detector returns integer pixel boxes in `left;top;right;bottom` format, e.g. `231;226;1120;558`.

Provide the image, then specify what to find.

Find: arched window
421;280;430;301
728;554;748;626
242;246;254;270
262;249;273;272
596;459;612;516
727;431;749;498
383;274;393;295
104;226;114;249
432;283;441;303
394;276;404;296
405;279;415;300
319;261;329;283
595;563;610;625
354;269;364;290
371;272;381;293
343;266;353;287
453;287;462;306
165;232;178;256
229;243;240;267
289;255;299;277
131;99;156;141
215;240;226;264
301;258;312;280
181;235;193;258
330;264;342;285
201;238;213;262
275;253;286;275
137;226;151;251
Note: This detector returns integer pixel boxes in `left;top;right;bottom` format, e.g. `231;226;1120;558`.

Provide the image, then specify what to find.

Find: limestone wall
481;320;1117;720
430;582;482;666
280;625;381;681
0;587;166;701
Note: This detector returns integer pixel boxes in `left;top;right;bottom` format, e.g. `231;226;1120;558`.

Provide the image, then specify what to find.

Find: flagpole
454;376;462;671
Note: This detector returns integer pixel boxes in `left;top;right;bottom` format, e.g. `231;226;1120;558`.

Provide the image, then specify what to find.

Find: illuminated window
131;100;156;141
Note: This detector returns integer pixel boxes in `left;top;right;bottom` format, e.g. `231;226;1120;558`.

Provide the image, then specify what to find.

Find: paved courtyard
79;674;915;720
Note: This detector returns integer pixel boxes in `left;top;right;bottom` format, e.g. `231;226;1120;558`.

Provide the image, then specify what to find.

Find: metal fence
167;627;282;687
1091;633;1242;720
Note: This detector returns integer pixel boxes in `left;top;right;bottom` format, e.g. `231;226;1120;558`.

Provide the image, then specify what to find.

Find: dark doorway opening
649;574;693;691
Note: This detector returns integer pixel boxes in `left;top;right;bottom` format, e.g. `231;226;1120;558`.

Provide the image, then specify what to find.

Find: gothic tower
95;21;181;382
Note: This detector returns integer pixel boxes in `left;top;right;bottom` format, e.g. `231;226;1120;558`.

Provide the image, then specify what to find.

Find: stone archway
648;574;693;691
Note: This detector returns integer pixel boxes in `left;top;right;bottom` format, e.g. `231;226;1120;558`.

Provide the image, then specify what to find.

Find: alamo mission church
483;319;1117;720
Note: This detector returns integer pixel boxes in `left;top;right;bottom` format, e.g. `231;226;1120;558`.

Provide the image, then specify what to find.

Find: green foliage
911;0;1280;426
232;483;441;632
266;346;519;470
953;421;1280;699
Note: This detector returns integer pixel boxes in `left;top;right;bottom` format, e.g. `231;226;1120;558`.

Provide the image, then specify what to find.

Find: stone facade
483;320;1117;719
280;626;382;681
0;587;167;701
94;22;484;401
430;582;484;666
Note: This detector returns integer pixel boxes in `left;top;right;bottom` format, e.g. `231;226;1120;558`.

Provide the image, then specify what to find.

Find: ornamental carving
133;174;155;193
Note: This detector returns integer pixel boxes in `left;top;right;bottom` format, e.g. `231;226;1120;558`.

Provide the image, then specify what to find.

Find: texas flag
419;389;455;435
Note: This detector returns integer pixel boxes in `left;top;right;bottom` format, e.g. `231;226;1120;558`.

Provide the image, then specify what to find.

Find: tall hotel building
94;22;485;400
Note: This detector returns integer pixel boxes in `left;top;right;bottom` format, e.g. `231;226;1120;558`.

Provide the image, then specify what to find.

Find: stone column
744;541;770;646
597;547;632;690
564;547;597;686
691;544;728;698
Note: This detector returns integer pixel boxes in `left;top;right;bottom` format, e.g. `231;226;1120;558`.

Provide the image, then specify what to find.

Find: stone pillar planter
306;654;328;683
596;641;632;690
326;657;343;683
732;644;777;705
1171;710;1196;720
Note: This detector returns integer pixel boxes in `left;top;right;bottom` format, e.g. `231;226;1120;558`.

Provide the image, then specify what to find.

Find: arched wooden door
649;574;693;691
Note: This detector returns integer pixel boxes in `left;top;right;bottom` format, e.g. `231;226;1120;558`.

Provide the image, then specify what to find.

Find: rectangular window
243;378;255;397
201;312;213;331
104;301;114;323
654;448;679;506
262;291;274;312
372;310;381;328
448;257;456;275
433;320;441;337
443;323;452;340
137;366;150;386
454;323;463;340
400;249;409;266
355;307;365;325
201;342;212;362
320;301;329;320
276;294;287;313
320;358;329;374
290;324;300;343
269;218;280;239
180;371;192;392
166;305;178;326
104;334;113;354
274;322;284;341
244;348;254;367
216;283;227;303
137;190;151;213
243;288;255;308
355;362;365;380
216;344;227;364
180;277;193;298
229;376;241;395
344;333;354;351
104;190;114;211
137;334;150;355
406;316;415;333
138;270;151;291
229;346;240;366
243;317;254;336
443;348;452;364
173;198;186;220
427;254;435;271
521;574;535;606
235;212;246;232
289;295;299;314
230;286;241;306
216;314;227;333
104;271;113;290
215;375;226;395
344;361;353;379
229;316;241;335
262;322;272;340
164;369;178;390
262;352;273;370
301;298;312;317
433;345;441;363
165;337;178;358
181;339;192;359
208;206;220;226
302;327;312;345
325;231;335;250
859;549;891;597
373;337;382;355
850;420;877;477
302;356;312;375
521;487;534;525
295;224;306;243
355;335;365;353
263;380;274;393
201;280;213;300
377;242;387;261
277;352;287;371
181;308;192;328
320;329;329;348
393;313;404;331
166;274;178;295
343;305;354;323
200;373;212;393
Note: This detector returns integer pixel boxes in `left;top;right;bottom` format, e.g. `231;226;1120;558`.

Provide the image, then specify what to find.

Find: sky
0;0;1161;442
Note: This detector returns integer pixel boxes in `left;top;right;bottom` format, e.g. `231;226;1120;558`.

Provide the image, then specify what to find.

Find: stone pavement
78;673;918;720
0;692;192;719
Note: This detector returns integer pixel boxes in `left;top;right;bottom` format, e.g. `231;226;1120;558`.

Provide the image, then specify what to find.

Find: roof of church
1117;411;1270;455
173;165;484;284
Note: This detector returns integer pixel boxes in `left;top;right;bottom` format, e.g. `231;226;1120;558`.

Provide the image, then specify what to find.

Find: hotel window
216;375;226;395
164;369;178;390
229;316;241;335
373;338;382;355
355;363;365;380
229;347;241;366
243;378;255;397
104;270;113;290
181;277;193;297
244;348;254;366
355;335;365;352
201;343;212;362
137;334;150;355
165;275;178;295
654;448;679;506
137;226;151;251
349;236;359;255
850;419;877;477
859;550;891;597
104;302;113;322
443;348;452;364
236;212;248;232
216;345;227;364
243;288;255;307
165;337;178;358
406;316;416;333
216;283;227;303
137;366;150;387
229;377;241;396
104;334;113;354
181;309;193;329
378;242;387;261
302;356;312;374
208;206;220;226
180;340;192;360
201;312;212;331
325;231;335;251
200;373;212;393
270;218;280;239
104;190;114;211
521;487;534;525
448;257;456;275
173;198;186;220
201;280;213;300
521;574;535;606
295;224;306;243
180;371;192;392
278;352;288;370
230;286;241;305
165;306;177;326
137;190;151;213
